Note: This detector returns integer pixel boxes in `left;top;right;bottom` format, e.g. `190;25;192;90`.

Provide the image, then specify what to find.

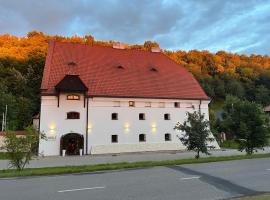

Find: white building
39;41;219;156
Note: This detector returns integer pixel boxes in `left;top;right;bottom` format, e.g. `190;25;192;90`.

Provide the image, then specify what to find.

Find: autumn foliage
0;31;270;130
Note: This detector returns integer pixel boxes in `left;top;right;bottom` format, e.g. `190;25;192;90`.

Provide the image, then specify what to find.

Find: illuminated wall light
124;123;130;132
151;123;157;133
88;123;93;133
48;123;56;135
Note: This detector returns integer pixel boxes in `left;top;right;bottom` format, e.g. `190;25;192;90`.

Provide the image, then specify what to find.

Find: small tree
175;111;214;159
222;96;270;155
2;126;45;170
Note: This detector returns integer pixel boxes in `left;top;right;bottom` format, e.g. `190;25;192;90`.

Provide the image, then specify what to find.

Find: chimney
113;42;125;49
151;47;161;53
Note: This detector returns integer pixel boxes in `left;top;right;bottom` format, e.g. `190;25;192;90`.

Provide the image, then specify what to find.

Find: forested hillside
1;31;270;130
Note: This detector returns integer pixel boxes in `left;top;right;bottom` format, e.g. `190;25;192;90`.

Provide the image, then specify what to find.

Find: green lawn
0;153;270;178
233;193;270;200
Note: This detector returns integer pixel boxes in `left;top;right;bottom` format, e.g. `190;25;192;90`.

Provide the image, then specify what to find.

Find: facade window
165;133;171;141
159;102;165;108
174;102;180;108
129;101;135;107
67;94;80;100
139;134;146;142
67;112;80;119
112;113;118;120
139;113;145;120
145;102;151;107
164;113;171;120
111;135;118;143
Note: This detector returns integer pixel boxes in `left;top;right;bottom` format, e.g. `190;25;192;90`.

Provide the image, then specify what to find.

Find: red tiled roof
41;41;209;100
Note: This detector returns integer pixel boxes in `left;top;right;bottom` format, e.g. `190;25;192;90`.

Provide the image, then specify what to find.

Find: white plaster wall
87;98;219;154
39;94;86;156
39;95;219;156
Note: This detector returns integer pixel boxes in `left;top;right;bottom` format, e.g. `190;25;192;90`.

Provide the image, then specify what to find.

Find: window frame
139;134;146;142
111;113;118;120
67;94;80;100
165;133;171;141
67;111;80;119
174;102;180;108
129;101;135;107
164;113;171;120
111;135;118;143
139;113;146;120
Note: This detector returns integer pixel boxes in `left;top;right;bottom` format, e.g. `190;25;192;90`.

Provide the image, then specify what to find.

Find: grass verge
232;193;270;200
0;153;270;178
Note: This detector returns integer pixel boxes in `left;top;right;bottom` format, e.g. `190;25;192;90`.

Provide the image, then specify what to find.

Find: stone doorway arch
60;133;84;155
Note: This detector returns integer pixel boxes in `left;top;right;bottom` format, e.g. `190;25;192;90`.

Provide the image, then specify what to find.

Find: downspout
199;99;202;113
85;97;89;155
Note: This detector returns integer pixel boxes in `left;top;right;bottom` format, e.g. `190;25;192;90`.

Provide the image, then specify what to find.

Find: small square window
174;102;180;108
113;101;120;107
112;113;118;120
67;112;80;119
164;113;170;120
139;113;145;120
159;102;165;108
139;134;146;142
129;101;135;107
111;135;118;143
145;102;151;107
165;133;171;141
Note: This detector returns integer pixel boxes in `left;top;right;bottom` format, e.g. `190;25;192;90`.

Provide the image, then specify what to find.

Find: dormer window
67;112;80;119
116;65;124;69
67;61;77;66
150;67;158;72
67;94;80;100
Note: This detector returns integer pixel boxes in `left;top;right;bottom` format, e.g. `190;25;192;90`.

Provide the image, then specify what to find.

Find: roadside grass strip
0;153;270;178
232;193;270;200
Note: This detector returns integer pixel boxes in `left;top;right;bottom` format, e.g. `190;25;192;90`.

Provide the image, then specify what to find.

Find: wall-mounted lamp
124;123;130;132
88;123;93;133
151;123;157;133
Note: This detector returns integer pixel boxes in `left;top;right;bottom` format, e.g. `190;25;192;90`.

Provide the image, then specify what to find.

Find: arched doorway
60;133;84;155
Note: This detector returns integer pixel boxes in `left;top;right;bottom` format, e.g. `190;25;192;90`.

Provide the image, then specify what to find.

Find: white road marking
267;169;270;171
181;176;201;180
58;186;105;193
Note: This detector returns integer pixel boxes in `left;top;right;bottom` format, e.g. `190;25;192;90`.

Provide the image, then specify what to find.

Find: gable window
129;101;135;107
139;134;146;142
165;133;171;141
67;112;80;119
164;113;171;120
174;102;180;108
67;94;80;100
112;113;118;120
111;135;118;143
139;113;145;120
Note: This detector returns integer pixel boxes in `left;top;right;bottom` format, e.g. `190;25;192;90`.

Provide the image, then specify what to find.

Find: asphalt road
0;158;269;200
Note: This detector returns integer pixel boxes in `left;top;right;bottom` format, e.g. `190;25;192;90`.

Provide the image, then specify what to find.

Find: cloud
0;0;269;54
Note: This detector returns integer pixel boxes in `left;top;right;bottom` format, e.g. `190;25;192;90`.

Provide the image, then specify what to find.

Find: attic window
68;61;77;66
116;65;124;69
150;67;158;72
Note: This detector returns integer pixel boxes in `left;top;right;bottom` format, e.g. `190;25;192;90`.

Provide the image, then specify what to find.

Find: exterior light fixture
124;123;130;132
151;123;157;133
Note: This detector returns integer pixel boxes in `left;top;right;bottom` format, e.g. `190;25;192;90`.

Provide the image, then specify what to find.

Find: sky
0;0;270;55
